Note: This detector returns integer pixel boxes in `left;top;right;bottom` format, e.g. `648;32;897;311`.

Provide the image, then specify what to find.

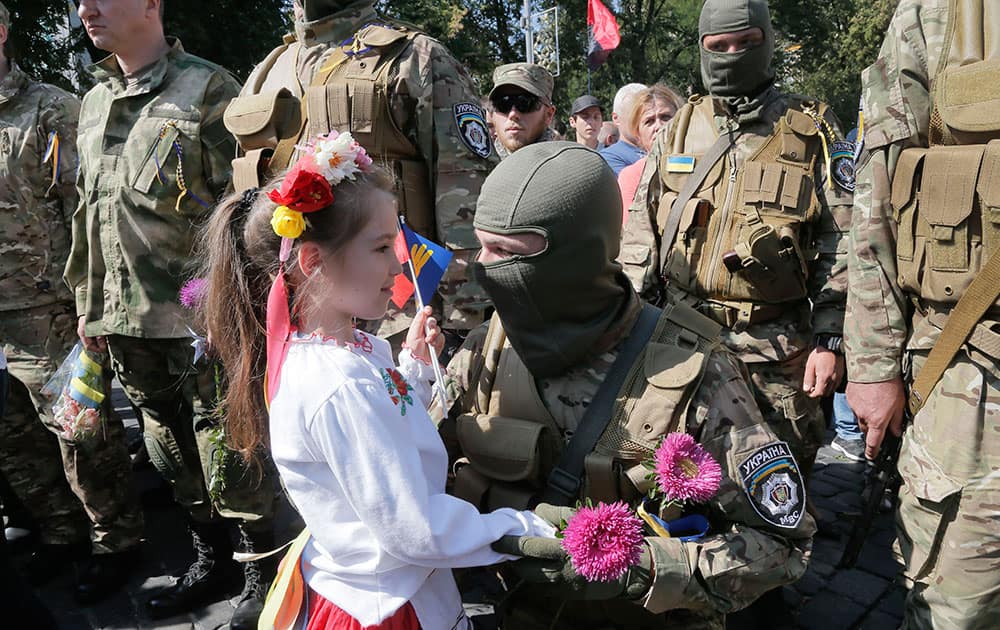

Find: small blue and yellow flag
390;219;453;308
666;155;696;173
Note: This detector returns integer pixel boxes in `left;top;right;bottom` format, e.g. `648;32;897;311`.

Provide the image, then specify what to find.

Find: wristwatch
813;334;843;354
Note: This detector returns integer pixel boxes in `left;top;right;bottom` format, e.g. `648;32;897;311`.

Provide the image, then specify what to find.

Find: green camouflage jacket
622;89;853;363
242;0;495;334
64;40;240;338
0;62;79;311
844;0;950;383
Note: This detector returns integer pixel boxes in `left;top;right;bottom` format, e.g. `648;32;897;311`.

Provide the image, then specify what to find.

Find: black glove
492;535;652;601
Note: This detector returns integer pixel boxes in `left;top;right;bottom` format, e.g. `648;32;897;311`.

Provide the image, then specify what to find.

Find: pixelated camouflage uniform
233;0;495;339
844;1;1000;627
64;41;276;527
0;61;143;552
440;303;816;629
621;88;853;475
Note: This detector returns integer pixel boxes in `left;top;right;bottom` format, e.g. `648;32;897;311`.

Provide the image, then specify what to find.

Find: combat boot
145;520;238;619
75;546;142;605
229;524;279;630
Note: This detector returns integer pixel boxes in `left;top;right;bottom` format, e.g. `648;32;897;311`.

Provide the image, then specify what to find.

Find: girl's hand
405;305;444;363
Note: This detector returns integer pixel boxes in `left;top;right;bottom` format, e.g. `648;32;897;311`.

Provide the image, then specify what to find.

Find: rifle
838;427;904;569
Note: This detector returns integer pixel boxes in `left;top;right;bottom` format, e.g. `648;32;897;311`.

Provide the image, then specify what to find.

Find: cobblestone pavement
25;388;904;629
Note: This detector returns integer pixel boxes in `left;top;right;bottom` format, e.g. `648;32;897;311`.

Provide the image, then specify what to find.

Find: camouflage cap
0;2;9;29
490;63;554;103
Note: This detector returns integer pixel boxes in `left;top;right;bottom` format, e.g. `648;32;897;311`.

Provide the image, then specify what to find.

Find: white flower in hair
312;131;362;184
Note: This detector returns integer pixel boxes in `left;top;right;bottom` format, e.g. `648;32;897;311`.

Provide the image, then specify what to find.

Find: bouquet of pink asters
42;343;109;442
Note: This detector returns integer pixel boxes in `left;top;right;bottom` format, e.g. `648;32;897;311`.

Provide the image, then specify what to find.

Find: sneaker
831;435;866;462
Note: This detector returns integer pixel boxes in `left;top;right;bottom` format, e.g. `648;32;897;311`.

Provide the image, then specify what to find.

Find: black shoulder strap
541;303;662;505
657;130;740;275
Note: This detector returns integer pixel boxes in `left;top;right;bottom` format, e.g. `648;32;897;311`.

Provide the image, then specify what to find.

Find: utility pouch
938;59;1000;136
224;89;301;152
456;414;557;489
727;218;809;303
891;147;928;294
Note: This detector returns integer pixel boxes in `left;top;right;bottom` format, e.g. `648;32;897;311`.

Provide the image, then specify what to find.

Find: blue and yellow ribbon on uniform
42;131;61;195
153;120;210;212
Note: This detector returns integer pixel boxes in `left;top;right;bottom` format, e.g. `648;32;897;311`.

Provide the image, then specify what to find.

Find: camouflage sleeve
807;108;853;336
38;91;81;231
402;37;496;331
642;350;815;614
619;131;667;302
433;322;490;424
199;71;242;200
64;94;94;314
844;0;930;382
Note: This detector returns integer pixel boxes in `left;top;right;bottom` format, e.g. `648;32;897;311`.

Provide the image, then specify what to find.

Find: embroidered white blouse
268;330;554;629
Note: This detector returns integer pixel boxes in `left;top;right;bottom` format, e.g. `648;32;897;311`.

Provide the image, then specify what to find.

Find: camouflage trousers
896;347;1000;630
106;336;277;528
0;304;142;552
744;350;824;479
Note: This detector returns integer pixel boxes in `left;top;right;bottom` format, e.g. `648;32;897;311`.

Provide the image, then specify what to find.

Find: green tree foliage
6;0;292;94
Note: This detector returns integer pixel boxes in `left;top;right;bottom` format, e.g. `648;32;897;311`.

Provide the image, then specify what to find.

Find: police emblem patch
830;140;856;192
738;441;805;529
454;103;491;159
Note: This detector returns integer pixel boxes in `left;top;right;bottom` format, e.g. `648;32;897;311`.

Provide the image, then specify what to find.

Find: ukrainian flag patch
666;154;695;173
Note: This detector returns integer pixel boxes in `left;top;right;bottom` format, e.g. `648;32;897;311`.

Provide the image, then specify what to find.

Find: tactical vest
657;95;826;328
451;302;721;512
224;24;435;237
891;0;1000;311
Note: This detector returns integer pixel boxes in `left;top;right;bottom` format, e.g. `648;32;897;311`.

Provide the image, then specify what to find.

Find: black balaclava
699;0;775;108
472;142;638;378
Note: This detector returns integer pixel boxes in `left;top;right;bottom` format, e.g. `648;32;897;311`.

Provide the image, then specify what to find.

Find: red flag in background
587;0;621;71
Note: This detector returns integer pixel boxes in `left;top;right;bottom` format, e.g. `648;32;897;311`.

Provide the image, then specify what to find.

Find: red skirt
306;589;421;630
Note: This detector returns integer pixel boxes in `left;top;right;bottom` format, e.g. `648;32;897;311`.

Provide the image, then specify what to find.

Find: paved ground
24;388;905;630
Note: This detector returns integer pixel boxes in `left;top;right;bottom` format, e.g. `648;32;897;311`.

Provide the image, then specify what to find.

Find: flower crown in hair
267;131;374;240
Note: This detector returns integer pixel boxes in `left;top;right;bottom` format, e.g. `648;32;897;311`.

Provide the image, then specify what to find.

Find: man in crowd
0;0;143;602
599;82;646;175
489;62;557;159
620;0;854;477
598;120;620;148
568;94;603;150
228;0;496;349
438;142;815;629
66;1;276;626
846;0;1000;625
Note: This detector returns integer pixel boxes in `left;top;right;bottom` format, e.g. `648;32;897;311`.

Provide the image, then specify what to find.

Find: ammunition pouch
893;141;1000;310
456;414;558;489
224;89;302;153
695;299;788;331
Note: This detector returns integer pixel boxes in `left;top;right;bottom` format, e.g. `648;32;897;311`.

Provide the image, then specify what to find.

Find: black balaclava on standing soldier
472;142;639;378
300;0;369;21
699;0;776;115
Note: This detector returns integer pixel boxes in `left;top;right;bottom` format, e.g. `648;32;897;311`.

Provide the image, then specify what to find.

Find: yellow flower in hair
271;205;307;239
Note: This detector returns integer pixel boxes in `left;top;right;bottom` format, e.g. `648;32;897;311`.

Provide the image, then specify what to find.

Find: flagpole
397;217;450;413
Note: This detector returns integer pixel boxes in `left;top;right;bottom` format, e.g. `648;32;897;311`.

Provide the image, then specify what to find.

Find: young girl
201;132;554;630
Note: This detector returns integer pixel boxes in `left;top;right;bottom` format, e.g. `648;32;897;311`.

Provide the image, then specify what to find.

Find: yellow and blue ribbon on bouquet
69;350;106;409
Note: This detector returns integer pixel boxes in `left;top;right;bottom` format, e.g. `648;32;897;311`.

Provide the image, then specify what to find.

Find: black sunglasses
491;93;544;115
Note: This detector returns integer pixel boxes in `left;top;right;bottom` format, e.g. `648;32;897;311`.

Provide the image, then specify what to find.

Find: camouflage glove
492;535;652;601
533;503;577;528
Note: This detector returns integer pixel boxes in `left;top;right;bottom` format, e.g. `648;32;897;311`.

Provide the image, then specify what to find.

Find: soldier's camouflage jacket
236;0;495;335
64;40;240;338
0;63;79;311
440;306;816;627
622;89;853;363
844;0;1000;381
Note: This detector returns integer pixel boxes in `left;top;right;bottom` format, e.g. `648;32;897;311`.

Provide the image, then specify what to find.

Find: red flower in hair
267;160;334;213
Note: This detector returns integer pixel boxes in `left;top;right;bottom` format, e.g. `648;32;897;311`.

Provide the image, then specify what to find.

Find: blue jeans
833;392;863;440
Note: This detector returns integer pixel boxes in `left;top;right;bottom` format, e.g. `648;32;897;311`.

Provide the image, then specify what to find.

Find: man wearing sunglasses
489;63;557;159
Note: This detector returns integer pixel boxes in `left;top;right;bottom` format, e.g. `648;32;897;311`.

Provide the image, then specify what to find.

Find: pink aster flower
560;501;644;582
179;278;208;309
654;432;723;503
